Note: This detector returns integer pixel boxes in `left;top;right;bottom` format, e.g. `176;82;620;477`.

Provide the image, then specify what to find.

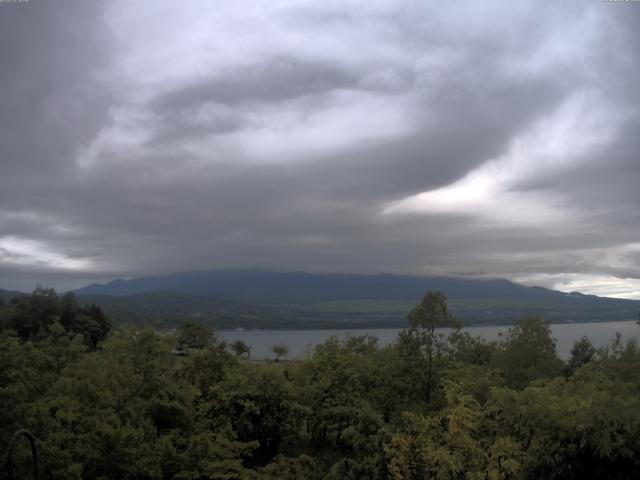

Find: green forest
2;288;640;479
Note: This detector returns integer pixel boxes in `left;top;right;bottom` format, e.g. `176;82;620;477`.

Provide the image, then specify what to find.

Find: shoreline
217;318;640;333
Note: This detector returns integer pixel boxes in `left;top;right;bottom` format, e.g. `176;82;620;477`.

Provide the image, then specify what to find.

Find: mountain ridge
73;269;636;304
0;288;27;302
68;269;640;327
5;271;638;329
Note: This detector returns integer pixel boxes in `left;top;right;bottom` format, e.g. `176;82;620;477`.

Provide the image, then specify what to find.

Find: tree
272;344;289;361
32;327;202;480
72;304;111;349
401;291;460;403
5;289;110;348
566;336;597;376
9;287;60;341
490;371;640;479
385;383;523;480
231;339;251;359
176;320;213;351
0;296;14;331
448;330;498;366
219;363;303;466
258;454;318;480
597;334;640;387
494;317;563;388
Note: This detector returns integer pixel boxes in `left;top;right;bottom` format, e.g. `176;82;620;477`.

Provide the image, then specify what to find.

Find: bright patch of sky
0;236;92;271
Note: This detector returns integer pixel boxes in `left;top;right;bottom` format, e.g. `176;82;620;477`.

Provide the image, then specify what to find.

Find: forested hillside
76;291;293;329
0;288;25;302
74;271;640;327
3;289;640;479
74;270;626;304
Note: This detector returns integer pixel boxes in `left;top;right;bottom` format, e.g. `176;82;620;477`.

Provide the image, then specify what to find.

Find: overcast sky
1;0;639;298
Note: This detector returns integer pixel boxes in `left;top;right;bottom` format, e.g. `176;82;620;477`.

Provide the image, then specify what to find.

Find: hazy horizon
2;1;640;299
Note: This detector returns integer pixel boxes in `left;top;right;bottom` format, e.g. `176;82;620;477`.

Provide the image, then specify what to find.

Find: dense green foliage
1;287;110;348
2;290;640;479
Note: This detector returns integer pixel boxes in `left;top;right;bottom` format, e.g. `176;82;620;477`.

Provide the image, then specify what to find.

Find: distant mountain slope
77;290;379;329
76;290;293;329
74;270;640;326
0;288;26;302
75;269;632;305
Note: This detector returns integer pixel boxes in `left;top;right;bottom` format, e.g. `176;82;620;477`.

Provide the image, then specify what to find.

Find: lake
219;320;640;360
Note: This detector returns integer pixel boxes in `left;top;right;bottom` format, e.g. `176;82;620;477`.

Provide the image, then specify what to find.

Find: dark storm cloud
0;1;111;177
0;0;112;289
147;55;404;145
1;0;640;297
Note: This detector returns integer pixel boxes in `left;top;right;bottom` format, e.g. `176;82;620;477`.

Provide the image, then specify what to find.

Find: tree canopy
2;289;640;479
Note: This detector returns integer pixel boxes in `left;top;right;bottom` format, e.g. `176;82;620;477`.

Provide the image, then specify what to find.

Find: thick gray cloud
1;0;640;298
152;58;365;110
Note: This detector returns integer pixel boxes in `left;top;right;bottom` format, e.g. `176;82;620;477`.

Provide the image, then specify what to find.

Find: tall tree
494;316;563;388
566;336;597;376
401;291;460;403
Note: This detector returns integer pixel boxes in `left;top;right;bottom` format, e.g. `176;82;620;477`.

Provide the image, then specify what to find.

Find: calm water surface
219;321;640;360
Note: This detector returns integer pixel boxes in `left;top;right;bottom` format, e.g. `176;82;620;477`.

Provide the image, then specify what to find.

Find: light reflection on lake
219;321;640;360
